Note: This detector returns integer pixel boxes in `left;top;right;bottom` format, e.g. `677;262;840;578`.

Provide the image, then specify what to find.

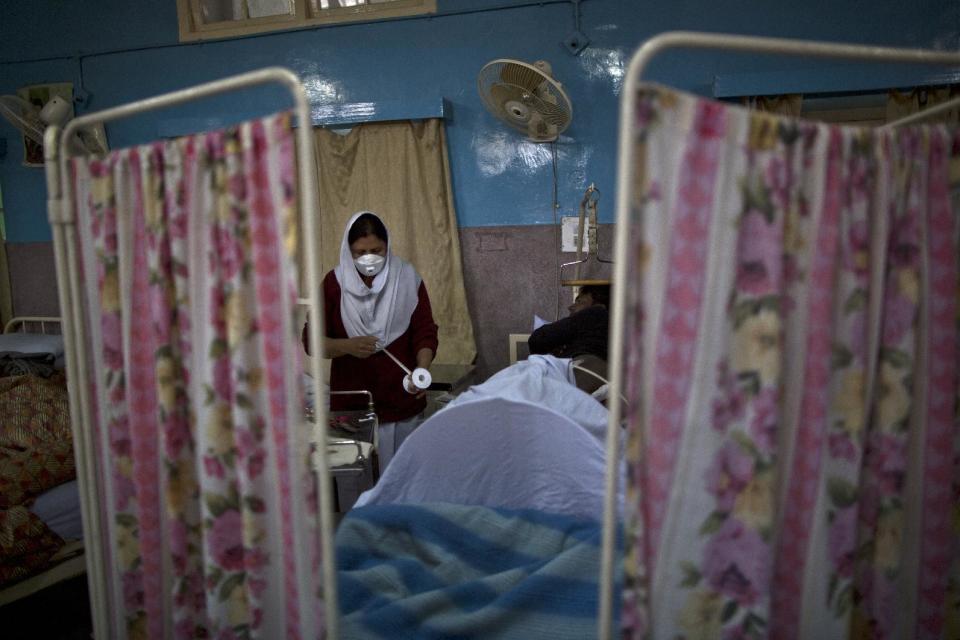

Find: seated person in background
528;284;609;361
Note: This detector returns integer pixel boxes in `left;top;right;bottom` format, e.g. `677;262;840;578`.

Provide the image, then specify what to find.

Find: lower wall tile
7;242;60;318
459;224;613;379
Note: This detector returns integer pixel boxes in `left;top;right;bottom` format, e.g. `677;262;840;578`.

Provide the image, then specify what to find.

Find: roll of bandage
403;367;432;394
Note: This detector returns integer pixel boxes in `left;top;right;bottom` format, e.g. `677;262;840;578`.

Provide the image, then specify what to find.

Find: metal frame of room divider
601;31;960;639
44;67;338;639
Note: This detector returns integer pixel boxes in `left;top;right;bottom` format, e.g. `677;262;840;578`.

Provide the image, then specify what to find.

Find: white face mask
354;253;386;277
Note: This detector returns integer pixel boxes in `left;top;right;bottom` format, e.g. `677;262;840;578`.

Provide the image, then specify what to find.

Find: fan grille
478;59;573;142
499;63;544;93
0;96;45;144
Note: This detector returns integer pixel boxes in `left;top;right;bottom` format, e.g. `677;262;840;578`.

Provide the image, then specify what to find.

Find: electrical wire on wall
551;140;563;320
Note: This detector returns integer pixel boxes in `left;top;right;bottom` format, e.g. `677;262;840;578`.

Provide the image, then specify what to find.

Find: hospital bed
0;317;87;608
322;390;378;513
333;355;621;639
321;363;480;513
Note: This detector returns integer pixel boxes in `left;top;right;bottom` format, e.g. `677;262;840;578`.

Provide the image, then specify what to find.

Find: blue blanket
336;503;619;639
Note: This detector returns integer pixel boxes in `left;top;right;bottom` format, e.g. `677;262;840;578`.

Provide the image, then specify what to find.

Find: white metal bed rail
3;316;62;334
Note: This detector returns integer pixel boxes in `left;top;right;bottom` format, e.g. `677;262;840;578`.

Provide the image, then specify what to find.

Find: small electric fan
0;94;108;157
477;58;573;142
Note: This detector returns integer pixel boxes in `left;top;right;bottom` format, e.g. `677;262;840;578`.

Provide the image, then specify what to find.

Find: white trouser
377;412;423;473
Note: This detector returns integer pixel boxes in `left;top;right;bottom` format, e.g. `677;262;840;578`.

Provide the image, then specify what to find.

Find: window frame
176;0;436;42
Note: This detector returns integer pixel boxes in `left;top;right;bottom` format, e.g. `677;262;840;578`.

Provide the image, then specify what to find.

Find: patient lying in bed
336;355;623;638
353;354;622;521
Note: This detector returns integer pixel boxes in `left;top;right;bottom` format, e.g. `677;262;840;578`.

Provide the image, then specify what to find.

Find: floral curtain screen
71;112;324;639
621;86;959;640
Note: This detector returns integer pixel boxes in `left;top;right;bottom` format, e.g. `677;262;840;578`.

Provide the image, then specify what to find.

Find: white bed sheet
444;354;610;442
0;333;65;360
29;480;83;541
355;355;624;521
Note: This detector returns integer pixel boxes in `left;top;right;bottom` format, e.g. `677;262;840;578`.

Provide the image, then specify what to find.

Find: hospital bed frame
326;391;378;513
0;316;88;609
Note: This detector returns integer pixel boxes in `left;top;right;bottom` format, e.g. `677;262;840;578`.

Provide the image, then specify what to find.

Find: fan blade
499;63;544;93
529;95;570;127
0;95;37;117
489;83;525;108
0;96;45;144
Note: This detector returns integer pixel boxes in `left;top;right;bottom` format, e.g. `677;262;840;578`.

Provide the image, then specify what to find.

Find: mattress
0;540;85;607
0;482;84;603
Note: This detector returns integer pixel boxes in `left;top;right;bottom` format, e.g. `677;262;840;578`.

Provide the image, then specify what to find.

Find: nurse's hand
344;336;379;359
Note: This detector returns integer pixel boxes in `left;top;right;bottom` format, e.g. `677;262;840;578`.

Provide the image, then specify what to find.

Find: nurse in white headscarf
303;211;438;470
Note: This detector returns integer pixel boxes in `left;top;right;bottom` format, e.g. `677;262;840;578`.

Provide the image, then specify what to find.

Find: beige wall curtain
0;243;13;328
313;119;476;365
886;86;960;124
741;94;803;117
0;185;13;327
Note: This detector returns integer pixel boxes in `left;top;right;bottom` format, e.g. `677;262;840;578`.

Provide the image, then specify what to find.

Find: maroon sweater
304;270;439;423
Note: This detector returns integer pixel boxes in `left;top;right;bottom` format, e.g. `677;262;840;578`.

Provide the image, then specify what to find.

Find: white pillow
0;333;65;359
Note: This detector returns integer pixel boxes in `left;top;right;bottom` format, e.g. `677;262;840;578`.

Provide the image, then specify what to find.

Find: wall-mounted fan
478;59;573;142
0;94;107;160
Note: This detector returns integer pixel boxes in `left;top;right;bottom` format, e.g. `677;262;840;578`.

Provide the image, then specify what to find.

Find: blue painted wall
1;0;958;242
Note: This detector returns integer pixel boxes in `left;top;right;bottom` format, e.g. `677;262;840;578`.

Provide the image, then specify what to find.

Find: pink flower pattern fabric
621;86;960;640
70;112;323;639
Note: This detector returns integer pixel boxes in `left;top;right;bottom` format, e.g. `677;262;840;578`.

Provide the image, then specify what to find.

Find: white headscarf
334;211;421;349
